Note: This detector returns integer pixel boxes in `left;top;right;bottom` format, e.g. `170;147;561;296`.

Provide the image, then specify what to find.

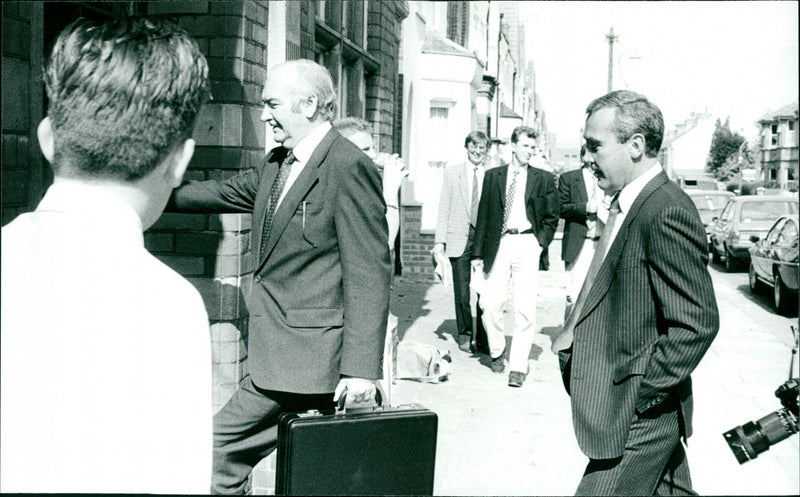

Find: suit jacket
559;168;591;265
472;164;560;272
559;171;719;459
168;129;391;394
434;162;473;258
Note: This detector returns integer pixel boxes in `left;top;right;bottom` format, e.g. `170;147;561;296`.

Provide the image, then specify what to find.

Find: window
428;105;451;167
771;123;780;146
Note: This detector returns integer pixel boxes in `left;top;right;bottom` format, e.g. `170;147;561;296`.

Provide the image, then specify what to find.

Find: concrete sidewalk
253;238;799;495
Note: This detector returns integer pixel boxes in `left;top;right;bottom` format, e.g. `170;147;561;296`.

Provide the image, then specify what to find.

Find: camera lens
723;409;797;463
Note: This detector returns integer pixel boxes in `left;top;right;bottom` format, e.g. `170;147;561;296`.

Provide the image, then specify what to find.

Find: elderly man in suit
472;126;560;387
552;90;719;495
168;59;391;494
558;144;609;318
433;131;491;354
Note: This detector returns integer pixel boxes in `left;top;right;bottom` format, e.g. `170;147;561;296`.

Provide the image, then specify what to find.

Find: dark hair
43;17;210;181
510;126;538;144
464;131;489;148
585;90;664;158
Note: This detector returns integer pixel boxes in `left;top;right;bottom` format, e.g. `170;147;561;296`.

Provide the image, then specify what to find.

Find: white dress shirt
602;163;664;258
505;163;532;232
466;161;485;218
582;165;606;238
277;121;332;207
1;182;212;493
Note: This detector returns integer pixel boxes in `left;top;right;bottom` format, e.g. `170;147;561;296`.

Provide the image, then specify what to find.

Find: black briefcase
275;399;438;496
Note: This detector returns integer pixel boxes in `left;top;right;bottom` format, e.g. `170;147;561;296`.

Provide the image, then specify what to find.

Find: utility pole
606;26;618;93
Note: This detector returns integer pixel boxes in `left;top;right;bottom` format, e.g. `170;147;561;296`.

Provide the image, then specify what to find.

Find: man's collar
617;162;662;214
291;121;332;163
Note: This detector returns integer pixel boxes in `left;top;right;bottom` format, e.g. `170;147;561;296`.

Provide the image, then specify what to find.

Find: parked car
709;196;799;272
748;214;799;316
677;176;723;191
687;190;734;251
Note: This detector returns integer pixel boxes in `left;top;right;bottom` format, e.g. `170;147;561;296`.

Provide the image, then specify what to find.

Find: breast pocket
296;201;328;248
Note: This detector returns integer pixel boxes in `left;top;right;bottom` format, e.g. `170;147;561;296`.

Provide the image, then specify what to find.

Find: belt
504;228;534;235
586;235;601;241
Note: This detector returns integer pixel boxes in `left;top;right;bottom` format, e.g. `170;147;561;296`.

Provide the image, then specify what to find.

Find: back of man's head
43;17;210;182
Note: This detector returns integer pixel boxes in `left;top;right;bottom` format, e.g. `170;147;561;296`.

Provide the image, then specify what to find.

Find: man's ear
302;95;319;119
629;133;646;160
168;138;195;187
37;117;55;162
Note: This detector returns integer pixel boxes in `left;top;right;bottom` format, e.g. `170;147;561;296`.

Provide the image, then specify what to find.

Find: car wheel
773;272;798;316
725;248;739;272
749;263;765;294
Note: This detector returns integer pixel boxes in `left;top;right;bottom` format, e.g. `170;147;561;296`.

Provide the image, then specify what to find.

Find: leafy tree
706;117;746;181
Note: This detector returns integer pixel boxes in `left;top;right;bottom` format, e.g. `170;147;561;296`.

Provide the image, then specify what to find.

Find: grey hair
586;90;664;158
281;59;337;121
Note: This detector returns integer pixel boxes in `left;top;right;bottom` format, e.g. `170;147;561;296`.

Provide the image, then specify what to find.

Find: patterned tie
501;168;519;233
260;151;296;256
470;166;480;227
552;194;620;352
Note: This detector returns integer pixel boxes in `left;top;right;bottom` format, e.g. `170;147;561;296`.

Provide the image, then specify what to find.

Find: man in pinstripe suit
553;91;719;495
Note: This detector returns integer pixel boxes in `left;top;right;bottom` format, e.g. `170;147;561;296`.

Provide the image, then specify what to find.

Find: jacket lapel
575;170;588;204
497;165;509;209
524;165;537;202
457;164;470;217
576;172;670;323
257;129;336;269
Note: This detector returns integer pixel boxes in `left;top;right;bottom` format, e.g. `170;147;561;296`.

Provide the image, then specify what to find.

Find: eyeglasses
467;144;487;152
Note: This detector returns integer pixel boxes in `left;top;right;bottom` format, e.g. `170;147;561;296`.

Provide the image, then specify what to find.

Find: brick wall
142;1;269;412
1;1;44;226
399;203;437;282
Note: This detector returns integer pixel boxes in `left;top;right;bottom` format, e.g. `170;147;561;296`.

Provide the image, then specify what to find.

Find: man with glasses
433;131;491;354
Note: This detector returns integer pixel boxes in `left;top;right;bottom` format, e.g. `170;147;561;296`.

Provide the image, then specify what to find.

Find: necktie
260;151;296;256
470;166;480;227
501;168;519;233
552;194;620;352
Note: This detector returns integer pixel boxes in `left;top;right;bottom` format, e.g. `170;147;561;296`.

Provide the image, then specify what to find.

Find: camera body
723;378;799;464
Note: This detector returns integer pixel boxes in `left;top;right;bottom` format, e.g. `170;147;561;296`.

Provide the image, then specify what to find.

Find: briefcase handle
336;382;386;414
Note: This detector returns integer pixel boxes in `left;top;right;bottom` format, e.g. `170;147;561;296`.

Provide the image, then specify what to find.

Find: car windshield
691;195;731;211
739;201;799;223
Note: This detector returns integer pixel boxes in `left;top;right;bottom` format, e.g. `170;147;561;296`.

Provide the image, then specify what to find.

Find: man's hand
431;242;445;255
375;153;408;201
334;377;377;407
471;259;484;272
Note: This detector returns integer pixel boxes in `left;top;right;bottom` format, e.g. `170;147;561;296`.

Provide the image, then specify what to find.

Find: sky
522;1;799;149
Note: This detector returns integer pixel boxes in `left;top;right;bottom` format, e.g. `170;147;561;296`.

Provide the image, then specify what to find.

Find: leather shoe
490;355;505;373
508;371;525;387
458;334;473;353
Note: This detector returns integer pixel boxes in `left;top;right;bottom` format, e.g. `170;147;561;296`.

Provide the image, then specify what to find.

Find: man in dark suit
168;59;391;494
558;145;608;318
472;126;560;388
552;90;719;495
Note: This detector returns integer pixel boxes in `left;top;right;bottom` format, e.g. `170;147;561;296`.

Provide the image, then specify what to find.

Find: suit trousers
479;233;541;373
450;227;487;349
575;392;695;496
564;237;598;318
212;376;335;494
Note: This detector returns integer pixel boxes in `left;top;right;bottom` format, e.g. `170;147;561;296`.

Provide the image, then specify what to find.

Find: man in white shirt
472;127;560;387
1;17;212;493
433;131;491;354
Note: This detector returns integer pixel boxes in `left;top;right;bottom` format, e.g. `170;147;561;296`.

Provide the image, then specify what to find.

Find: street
252;239;799;495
